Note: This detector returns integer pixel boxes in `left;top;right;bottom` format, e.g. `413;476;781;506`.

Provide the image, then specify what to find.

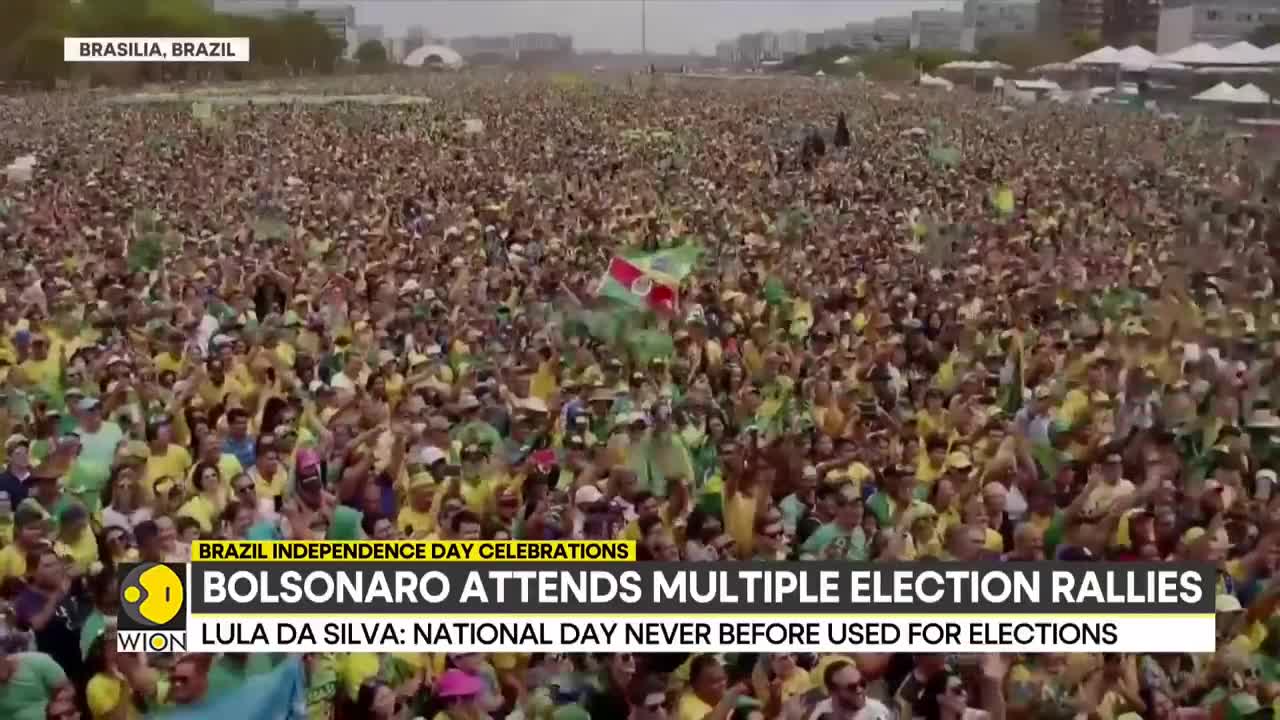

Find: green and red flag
598;244;701;315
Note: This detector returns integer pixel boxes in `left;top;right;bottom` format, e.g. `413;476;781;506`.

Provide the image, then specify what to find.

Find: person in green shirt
800;484;868;561
0;650;69;720
303;653;339;720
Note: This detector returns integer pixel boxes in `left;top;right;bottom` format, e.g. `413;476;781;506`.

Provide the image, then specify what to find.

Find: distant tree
978;35;1073;68
1247;24;1280;48
355;39;388;68
1068;30;1103;54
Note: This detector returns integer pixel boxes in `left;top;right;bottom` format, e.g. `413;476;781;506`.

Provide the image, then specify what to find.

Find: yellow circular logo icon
120;563;184;627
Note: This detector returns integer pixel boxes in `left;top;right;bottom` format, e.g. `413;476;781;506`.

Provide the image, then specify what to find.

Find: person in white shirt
807;660;891;720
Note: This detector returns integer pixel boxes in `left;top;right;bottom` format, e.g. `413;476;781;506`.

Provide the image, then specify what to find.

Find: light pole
642;0;648;60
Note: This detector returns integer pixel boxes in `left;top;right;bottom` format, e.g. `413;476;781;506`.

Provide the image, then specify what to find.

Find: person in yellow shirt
677;655;741;720
247;442;288;505
53;504;98;576
85;629;151;720
145;419;193;503
17;335;62;396
0;506;47;583
397;472;437;538
177;462;228;535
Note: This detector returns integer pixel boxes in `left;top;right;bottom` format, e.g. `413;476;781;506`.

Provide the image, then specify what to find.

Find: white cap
575;485;604;505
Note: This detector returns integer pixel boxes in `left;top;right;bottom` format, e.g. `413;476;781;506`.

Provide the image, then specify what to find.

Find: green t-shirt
80;610;108;660
306;654;339;720
800;522;868;560
0;652;68;720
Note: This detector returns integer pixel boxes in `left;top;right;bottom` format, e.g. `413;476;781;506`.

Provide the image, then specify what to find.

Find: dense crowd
0;72;1276;720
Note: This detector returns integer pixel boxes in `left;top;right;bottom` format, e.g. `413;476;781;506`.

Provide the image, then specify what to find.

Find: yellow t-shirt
177;495;220;535
145;445;194;501
983;527;1005;554
397;507;435;538
251;467;288;501
55;531;99;575
153;352;185;375
87;673;141;720
19;356;61;393
724;489;758;558
677;691;715;720
0;544;27;582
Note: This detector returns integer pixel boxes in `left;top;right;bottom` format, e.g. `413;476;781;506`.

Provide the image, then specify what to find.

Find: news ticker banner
117;541;1217;654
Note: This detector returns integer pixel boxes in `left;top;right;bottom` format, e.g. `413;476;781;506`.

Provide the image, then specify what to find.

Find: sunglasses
235;484;255;494
834;680;865;693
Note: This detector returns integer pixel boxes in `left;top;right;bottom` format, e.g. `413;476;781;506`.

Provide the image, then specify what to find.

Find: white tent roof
920;73;954;88
1072;46;1118;64
1162;42;1223;65
1192;81;1240;102
1114;45;1157;66
1219;41;1273;65
1031;61;1078;72
1013;78;1061;91
834;55;854;65
1234;82;1272;103
937;60;1011;71
403;44;464;69
1267;43;1280;61
1145;60;1188;71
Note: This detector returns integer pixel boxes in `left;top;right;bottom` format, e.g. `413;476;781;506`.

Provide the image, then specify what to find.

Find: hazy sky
298;0;963;54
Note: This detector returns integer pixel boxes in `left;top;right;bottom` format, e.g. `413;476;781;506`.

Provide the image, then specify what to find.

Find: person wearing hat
0;434;33;508
398;468;438;539
67;396;123;514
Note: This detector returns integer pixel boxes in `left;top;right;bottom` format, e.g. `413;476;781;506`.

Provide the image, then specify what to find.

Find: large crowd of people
0;72;1276;720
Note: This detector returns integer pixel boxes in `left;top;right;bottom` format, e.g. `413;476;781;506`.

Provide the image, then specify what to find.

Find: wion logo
117;563;188;653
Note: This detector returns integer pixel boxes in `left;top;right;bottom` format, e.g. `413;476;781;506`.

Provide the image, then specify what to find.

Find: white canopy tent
834;55;855;65
1233;83;1272;103
1191;82;1241;102
1162;42;1223;65
1013;78;1061;91
1218;41;1273;65
937;60;1012;71
1071;46;1118;64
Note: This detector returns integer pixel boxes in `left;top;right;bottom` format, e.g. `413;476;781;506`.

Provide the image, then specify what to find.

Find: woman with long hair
100;467;151;532
175;462;227;535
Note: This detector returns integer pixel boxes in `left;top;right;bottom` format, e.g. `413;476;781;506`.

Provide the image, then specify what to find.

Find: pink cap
436;669;484;698
296;449;322;472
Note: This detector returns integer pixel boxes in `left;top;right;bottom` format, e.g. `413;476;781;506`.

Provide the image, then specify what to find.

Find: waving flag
598;244;701;315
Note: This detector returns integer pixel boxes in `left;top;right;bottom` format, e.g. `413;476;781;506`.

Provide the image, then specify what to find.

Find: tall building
965;0;1040;44
845;22;879;50
1060;0;1107;35
1157;0;1280;51
355;25;384;47
911;10;973;50
450;35;516;58
404;24;429;56
715;39;741;64
513;33;573;53
303;6;356;54
778;30;808;57
874;17;913;48
822;26;853;49
1105;0;1162;45
736;32;766;64
804;32;826;53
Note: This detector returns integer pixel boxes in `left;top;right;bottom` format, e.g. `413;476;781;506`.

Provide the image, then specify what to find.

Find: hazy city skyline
289;0;965;54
